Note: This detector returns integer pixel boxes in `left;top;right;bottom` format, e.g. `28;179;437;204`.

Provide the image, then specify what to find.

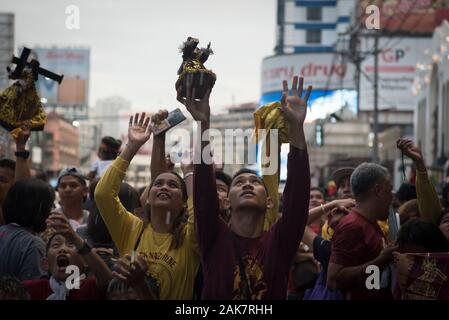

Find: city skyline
2;0;276;113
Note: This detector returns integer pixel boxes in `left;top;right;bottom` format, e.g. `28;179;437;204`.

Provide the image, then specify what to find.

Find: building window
307;7;322;21
306;30;321;44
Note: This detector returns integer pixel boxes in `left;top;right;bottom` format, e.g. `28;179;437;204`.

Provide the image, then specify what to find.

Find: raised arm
180;150;200;255
140;110;169;206
14;123;31;181
150;110;169;179
307;198;355;225
271;76;311;260
47;212;113;288
95;113;152;255
397;139;442;224
177;76;221;259
181;150;194;199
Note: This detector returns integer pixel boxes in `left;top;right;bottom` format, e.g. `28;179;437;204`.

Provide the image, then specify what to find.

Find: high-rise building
43;112;80;177
77;118;102;171
0;13;14;159
263;0;357;117
275;0;356;54
414;20;449;179
210;103;258;175
0;12;13;90
93;96;131;140
31;47;90;122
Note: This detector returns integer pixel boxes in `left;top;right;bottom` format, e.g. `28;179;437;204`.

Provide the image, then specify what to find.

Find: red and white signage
360;37;431;111
261;53;356;94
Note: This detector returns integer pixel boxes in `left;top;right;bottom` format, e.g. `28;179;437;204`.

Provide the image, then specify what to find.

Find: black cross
7;47;64;84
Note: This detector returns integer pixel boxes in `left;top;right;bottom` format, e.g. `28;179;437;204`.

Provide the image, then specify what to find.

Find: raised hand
377;244;399;266
397;138;425;171
46;211;82;247
150;109;169;130
280;76;312;127
128;112;152;151
177;74;211;126
331;198;356;211
15;122;31;151
112;254;156;299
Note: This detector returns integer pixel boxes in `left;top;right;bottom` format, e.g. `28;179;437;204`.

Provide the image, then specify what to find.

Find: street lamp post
372;30;380;163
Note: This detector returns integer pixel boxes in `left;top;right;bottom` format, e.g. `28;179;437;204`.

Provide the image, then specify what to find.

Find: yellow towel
253;101;289;230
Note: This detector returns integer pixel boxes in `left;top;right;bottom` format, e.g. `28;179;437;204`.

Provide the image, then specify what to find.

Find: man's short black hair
215;171;231;189
310;186;325;198
396;183;417;203
101;136;122;150
3;179;55;233
231;168;268;194
57;167;87;189
396;218;449;252
100;136;122;160
0;158;16;172
46;232;59;252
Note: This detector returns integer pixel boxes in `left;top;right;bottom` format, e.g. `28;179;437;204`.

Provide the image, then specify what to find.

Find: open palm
280;76;312;126
128;112;152;148
177;74;211;125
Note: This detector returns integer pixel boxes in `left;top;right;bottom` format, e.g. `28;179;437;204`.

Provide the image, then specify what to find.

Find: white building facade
414;21;449;182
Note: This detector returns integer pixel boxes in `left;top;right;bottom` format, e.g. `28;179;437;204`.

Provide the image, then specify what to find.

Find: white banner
359;37;431;111
261;53;356;94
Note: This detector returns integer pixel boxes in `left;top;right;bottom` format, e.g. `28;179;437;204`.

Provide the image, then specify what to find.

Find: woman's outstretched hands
127;112;152;152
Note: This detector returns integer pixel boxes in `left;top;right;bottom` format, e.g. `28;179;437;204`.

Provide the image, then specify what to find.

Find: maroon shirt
24;277;106;300
330;210;392;300
194;146;310;300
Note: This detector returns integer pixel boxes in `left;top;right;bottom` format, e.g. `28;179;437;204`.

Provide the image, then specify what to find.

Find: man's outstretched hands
280;76;312;150
177;74;211;127
280;76;312;127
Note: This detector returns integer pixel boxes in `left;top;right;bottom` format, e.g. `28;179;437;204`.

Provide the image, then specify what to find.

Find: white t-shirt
54;207;89;231
89;160;113;179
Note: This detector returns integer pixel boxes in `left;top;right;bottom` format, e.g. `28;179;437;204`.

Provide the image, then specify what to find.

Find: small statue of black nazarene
175;37;216;99
0;47;63;138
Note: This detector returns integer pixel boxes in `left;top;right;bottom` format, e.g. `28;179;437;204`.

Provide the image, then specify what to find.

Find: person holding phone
94;112;200;300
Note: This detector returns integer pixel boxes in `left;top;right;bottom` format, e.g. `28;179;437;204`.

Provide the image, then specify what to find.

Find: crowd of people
0;75;448;300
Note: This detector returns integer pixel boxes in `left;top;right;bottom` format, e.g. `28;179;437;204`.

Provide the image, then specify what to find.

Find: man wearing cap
55;168;89;230
332;167;354;200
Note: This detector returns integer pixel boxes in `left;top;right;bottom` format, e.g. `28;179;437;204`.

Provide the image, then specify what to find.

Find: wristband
184;172;194;179
320;204;326;215
15;150;30;160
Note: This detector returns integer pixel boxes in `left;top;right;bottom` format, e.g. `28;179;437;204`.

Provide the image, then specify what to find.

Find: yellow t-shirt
94;157;200;300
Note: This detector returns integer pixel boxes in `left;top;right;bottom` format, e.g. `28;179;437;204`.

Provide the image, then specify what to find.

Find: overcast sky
2;0;276;113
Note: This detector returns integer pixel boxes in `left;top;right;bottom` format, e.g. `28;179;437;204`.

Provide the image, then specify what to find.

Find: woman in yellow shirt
94;112;199;299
